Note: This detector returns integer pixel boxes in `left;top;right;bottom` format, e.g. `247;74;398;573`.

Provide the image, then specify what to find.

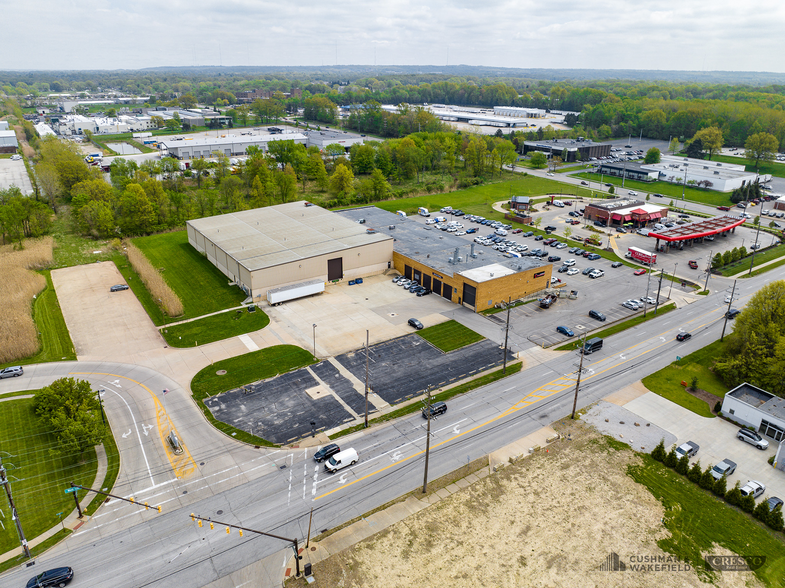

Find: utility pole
720;280;737;342
571;333;588;419
422;385;432;494
654;269;664;315
704;250;713;291
364;330;369;428
97;388;106;425
748;220;763;275
502;297;511;374
0;457;31;558
643;260;654;317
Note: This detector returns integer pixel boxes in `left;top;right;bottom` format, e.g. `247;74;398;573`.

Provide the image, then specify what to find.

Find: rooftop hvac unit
448;257;454;264
456;256;463;262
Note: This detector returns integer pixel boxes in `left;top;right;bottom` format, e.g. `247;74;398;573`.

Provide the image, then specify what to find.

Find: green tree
349;143;375;175
369;168;390;201
725;482;742;506
77;200;115;238
651;439;666;462
668;137;680;154
744;132;779;172
754;499;772;525
179;93;197;109
33;377;105;458
713;474;727;497
529;151;547;169
693;127;723;160
687;460;702;483
712;252;723;269
275;164;298;203
664;446;678;468
768;504;784;531
329;163;355;197
699;464;716;490
739;493;756;513
644;147;661;164
118;184;156;235
191;158;210;188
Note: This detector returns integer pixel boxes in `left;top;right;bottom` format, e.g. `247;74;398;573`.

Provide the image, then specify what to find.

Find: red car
570;220;581;225
688;260;698;269
511;228;522;234
634;269;647;275
717;205;730;211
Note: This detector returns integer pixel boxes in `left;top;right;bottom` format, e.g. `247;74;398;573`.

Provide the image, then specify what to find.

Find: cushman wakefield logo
600;552;766;573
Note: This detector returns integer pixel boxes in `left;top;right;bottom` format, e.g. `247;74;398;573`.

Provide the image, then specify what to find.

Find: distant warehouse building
186;202;393;300
337;207;552;312
160;132;307;159
0;129;19;154
522;139;611;163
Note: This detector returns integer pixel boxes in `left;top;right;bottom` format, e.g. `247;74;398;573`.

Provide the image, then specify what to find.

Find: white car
10;154;22;161
563;259;576;266
455;231;466;236
566;268;579;276
640;296;657;305
425;218;437;225
622;300;640;310
724;295;732;303
555;243;568;249
628;190;638;196
589;270;604;279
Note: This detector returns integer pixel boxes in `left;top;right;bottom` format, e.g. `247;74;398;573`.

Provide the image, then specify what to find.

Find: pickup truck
740;480;766;499
675;441;699;459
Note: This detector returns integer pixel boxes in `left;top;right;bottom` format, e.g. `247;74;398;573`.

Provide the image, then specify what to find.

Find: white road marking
338;473;348;485
142;423;153;436
121;429;132;438
104;387;155;487
391;451;402;462
619;354;626;360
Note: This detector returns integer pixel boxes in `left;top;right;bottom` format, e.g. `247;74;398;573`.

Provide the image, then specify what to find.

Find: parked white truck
418;207;430;217
266;279;325;306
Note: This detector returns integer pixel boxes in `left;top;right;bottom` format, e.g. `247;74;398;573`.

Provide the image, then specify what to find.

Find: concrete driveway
52;262;164;359
0;157;33;194
624;391;783;499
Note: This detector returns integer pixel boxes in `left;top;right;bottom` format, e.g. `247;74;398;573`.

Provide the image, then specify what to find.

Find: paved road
2;261;779;588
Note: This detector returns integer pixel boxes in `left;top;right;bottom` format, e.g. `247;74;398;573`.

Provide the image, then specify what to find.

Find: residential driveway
623;392;782;498
52;263;164;360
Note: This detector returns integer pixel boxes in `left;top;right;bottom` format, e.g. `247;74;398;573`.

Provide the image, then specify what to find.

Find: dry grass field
125;241;184;317
0;237;53;362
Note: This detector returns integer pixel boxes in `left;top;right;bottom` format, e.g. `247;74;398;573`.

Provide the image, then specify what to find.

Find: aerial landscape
4;2;785;588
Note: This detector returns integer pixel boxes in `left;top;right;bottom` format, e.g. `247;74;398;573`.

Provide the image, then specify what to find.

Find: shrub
690;376;699;391
713;475;727;497
699;465;716;490
714;401;722;413
769;455;775;465
675;453;690;475
725;482;742;506
754;500;771;525
740;494;756;513
687;461;702;483
664;446;679;468
651;439;667;462
125;241;184;317
768;506;784;531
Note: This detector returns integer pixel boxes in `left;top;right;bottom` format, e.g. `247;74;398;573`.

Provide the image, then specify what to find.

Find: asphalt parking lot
0;157;34;195
207;333;513;444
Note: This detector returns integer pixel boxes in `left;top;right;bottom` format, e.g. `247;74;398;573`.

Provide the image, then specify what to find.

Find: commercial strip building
584;198;669;227
595;161;659;182
522;139;612;163
186;202;393;301
336;207;552;312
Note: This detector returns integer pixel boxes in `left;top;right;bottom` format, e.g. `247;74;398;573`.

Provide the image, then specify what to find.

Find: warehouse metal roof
187;202;392;272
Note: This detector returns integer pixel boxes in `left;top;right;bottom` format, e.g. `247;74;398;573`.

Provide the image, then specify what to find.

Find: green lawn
132;231;247;319
555;303;676;351
721;244;785;277
85;426;120;516
374;174;594;220
417;320;484;352
112;254;165;325
0;399;97;554
641;340;729;418
333;362;522;439
190;345;316;445
161;307;270;347
629;454;785;586
575;171;731;207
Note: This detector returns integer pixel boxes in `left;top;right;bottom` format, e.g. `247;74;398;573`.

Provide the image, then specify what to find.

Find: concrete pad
0;157;33;195
489;426;557;468
52;263;164;360
603;381;650;406
445;483;461;494
454;478;470;489
434;488;451;500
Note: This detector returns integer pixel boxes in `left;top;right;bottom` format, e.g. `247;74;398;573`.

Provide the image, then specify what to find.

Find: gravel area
582;400;676;453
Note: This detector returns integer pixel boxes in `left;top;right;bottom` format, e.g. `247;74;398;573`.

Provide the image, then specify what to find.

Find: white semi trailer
266;279;325;306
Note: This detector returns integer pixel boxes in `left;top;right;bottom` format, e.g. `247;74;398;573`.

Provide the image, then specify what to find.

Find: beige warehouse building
186;202;393;301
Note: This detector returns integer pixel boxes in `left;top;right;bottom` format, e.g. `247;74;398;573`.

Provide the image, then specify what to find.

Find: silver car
737;428;769;450
0;366;23;378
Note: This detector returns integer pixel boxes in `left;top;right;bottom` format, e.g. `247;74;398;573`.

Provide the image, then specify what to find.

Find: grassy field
575;171;731;207
161;307;270;347
190;345;316;445
132;231;247;319
85;426;121;516
374;174;594;219
0;270;76;369
555;303;676;351
332;362;522;439
0;529;71;575
629;453;785;586
112;254;166;325
721;243;785;277
49;214;120;269
417;320;484;352
0;398;97;554
641;340;729;418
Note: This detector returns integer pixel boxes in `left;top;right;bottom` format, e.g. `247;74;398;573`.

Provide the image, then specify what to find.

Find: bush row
125;241;184;317
651;439;784;531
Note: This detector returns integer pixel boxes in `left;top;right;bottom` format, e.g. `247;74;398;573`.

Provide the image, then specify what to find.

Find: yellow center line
70;372;197;479
315;304;728;501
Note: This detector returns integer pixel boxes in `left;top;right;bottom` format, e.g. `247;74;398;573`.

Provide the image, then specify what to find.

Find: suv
725;308;741;319
313;444;341;462
589;269;604;279
587;253;601;261
25;567;74;588
0;366;23;379
737;428;769;449
422;401;447;418
588;310;606;322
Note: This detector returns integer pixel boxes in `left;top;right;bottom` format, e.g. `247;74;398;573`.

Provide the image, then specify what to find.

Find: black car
588;310;606;322
313;444;340;463
676;332;692;341
582;267;595;275
416;289;431;297
534;235;544;241
558;265;569;273
547;255;561;262
408;318;424;330
611;261;623;268
110;284;129;292
544;225;557;232
422;401;447;418
726;308;741;319
523;231;534;237
26;567;74;588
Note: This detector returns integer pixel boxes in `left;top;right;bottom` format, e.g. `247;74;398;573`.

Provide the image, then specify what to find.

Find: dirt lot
294;425;759;588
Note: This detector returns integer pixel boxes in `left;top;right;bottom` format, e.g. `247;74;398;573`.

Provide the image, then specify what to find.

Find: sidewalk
0;443;108;562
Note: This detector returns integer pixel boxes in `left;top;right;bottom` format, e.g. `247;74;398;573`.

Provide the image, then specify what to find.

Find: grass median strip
161;308;270;347
417;320;484;352
332;362;522;439
190;345;316;446
555;302;676;351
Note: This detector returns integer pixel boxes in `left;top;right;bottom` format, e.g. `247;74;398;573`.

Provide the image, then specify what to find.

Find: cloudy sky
4;0;785;72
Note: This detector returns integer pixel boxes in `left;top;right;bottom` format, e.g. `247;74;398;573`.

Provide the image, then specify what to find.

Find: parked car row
392;276;432;297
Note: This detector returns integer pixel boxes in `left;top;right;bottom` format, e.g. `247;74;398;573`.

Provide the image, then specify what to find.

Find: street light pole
704;249;713;291
748;219;763;275
422;385;433;493
97;388;106;425
668;263;678;298
312;324;317;358
571;333;588;419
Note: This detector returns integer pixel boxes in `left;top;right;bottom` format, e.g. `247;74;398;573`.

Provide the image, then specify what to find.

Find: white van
418;207;430;217
397;210;407;218
324;448;359;473
552;200;564;208
653;223;666;231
